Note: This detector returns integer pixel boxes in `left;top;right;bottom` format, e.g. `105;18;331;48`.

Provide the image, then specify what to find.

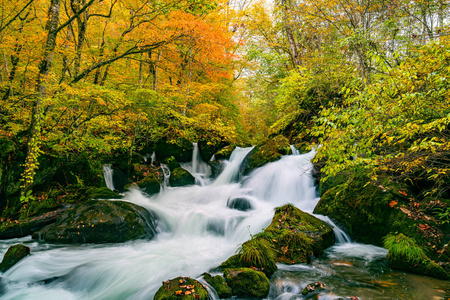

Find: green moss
0;244;30;272
245;136;290;174
136;174;161;195
238;237;278;276
169;167;195;187
223;268;270;299
384;233;449;279
154;277;209;300
202;273;232;298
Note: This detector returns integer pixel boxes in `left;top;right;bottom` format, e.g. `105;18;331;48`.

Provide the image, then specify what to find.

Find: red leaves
418;223;430;231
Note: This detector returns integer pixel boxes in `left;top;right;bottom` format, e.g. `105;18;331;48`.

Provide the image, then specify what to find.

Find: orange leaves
389;200;398;208
418;224;430;231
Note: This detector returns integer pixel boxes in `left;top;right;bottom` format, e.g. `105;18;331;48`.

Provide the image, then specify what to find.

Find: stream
1;148;449;299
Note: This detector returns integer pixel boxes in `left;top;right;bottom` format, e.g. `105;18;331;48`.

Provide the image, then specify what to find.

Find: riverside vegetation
1;0;450;298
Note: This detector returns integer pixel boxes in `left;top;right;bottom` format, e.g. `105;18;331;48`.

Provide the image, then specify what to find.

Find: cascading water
1;148;449;299
102;164;115;191
160;163;171;189
181;143;212;186
289;145;300;156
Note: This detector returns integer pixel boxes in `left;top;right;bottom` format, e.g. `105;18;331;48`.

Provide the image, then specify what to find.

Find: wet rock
84;187;122;200
169;167;195;187
302;282;326;296
265;204;335;264
244;136;290;174
223;267;270;299
213;146;236;160
385;233;449;279
32;200;158;244
227;197;253;211
0;244;30;272
155;138;193;163
207;160;224;179
0;208;69;240
154;276;209;300
136;173;161;195
202;273;232;299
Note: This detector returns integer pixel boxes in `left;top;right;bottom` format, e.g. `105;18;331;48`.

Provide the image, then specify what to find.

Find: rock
302;282;326;296
0;208;68;240
169;167;195;187
202;273;232;299
223;268;270;299
155;138;193;163
385;233;449;279
213;145;235;160
207;160;223;179
85;187;122;200
0;244;30;272
32;200;158;244
244;136;290;174
154;276;209;300
136;173;161;195
112;167;128;193
227;197;253;211
265;204;335;264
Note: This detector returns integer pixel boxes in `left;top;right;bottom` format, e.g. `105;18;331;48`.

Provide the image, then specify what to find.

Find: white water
102;164;115;191
290;145;300;156
181;143;212;186
0;147;373;300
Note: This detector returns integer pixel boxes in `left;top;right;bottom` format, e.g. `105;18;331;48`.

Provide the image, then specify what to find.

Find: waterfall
213;146;254;186
181;143;211;185
151;152;156;165
1;147;356;300
290;145;300;155
102;164;115;191
160;163;171;189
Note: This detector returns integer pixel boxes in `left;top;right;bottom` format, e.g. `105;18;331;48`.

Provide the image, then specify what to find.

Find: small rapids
1;147;449;299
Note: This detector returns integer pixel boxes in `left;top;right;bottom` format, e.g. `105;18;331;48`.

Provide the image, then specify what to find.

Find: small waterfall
213;147;254;185
151;152;156;165
161;164;171;189
102;164;115;191
181;143;211;186
315;215;352;244
290;145;300;155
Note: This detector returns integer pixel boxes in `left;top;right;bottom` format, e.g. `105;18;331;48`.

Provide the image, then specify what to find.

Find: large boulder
266;204;334;264
223;268;270;299
154;277;209;300
32;200;158;243
0;244;30;272
314;173;450;279
0;208;68;240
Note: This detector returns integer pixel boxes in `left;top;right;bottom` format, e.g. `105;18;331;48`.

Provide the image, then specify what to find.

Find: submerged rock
169;167;195;187
202;273;232;299
0;244;30;272
223;267;270;299
227;197;253;211
32;200;158;243
154;276;209;300
302;282;326;296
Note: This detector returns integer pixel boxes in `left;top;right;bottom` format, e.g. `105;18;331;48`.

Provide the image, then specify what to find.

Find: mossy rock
313;176;401;246
0;244;30;272
85;187;122;200
169;168;195;187
245;136;290;174
155;139;193;163
136;173;161;195
32;200;158;243
161;156;179;171
154;276;209;300
384;233;449;279
214;146;236;160
265;204;335;264
223;268;270;299
0;208;68;240
202;273;232;299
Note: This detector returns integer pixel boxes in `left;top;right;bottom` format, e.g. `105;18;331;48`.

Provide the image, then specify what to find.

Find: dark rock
223;267;270;299
169;167;195;187
214;146;236;160
112;167;128;193
32;200;158;243
85;187;122;200
207;160;224;179
154;276;209;300
302;282;326;296
227;197;253;211
0;244;30;272
136;173;161;195
155;139;193;163
161;156;179;171
0;208;68;240
202;273;232;299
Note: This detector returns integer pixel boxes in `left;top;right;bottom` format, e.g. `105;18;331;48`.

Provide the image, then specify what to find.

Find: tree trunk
21;0;61;196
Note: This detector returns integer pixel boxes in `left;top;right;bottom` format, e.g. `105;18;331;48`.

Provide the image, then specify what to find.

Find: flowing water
1;148;449;299
102;164;115;191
